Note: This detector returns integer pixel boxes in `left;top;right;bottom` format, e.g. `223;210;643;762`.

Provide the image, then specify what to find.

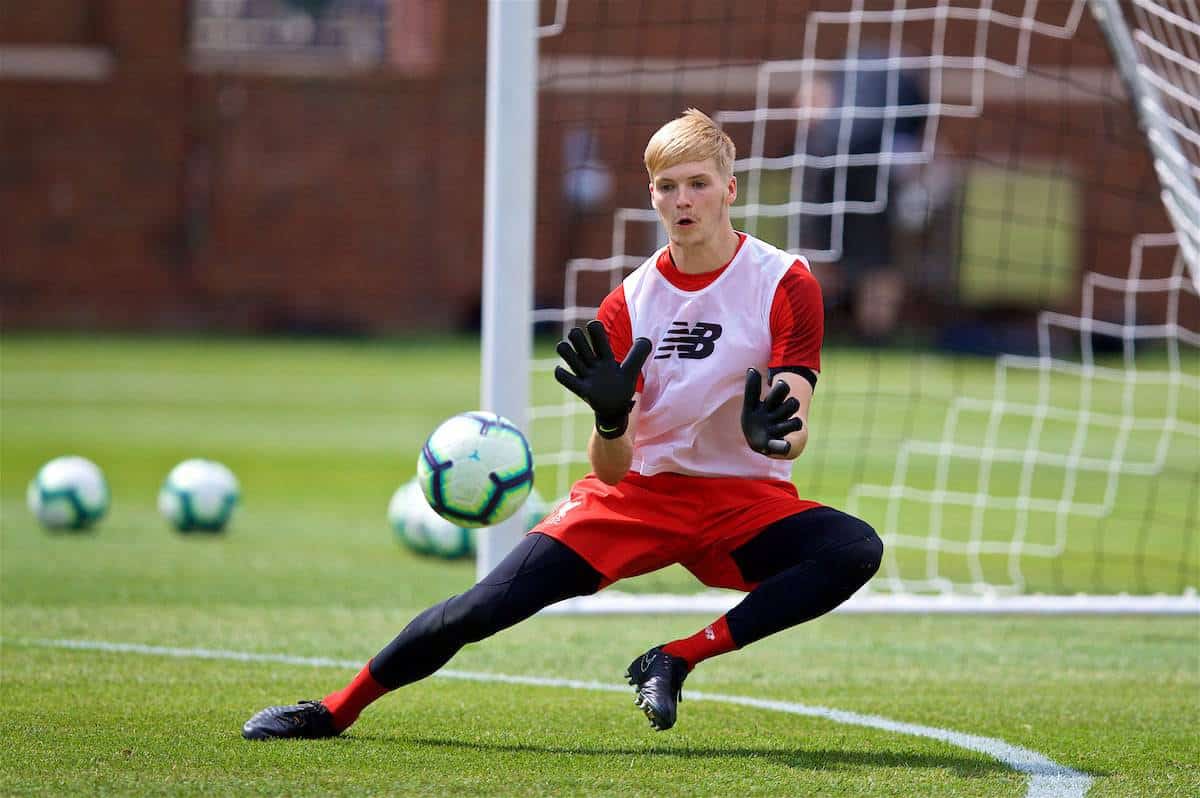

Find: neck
669;227;741;274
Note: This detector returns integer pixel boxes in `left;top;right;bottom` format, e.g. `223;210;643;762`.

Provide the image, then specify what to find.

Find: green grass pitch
1;334;1197;797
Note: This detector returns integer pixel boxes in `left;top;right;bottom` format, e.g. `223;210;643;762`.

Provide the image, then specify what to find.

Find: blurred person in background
797;44;930;343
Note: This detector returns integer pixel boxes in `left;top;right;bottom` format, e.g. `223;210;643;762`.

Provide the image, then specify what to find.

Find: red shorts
530;472;821;591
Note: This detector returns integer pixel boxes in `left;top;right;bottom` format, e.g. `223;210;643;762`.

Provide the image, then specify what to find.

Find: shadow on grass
347;734;1010;778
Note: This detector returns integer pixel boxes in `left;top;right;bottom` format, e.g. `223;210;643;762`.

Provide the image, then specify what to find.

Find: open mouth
676;219;695;227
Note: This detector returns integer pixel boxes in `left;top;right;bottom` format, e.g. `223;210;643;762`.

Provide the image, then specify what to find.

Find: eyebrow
657;173;712;182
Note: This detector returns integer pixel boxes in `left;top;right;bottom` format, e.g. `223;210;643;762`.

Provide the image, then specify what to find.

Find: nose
675;186;693;208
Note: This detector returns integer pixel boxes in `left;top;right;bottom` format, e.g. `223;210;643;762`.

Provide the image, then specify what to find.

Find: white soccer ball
402;484;477;559
389;479;439;556
390;478;549;560
416;411;534;529
158;459;240;533
27;455;110;531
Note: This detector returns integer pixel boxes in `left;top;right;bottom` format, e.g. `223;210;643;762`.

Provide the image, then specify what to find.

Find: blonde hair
644;108;735;179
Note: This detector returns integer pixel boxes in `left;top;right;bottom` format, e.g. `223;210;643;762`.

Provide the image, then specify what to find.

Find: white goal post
478;0;540;580
1091;0;1200;289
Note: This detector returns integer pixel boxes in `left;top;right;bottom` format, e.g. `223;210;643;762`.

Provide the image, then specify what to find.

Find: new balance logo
655;322;723;360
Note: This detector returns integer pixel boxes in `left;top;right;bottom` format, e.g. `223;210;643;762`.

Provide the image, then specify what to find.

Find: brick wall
0;1;1186;334
1;0;489;333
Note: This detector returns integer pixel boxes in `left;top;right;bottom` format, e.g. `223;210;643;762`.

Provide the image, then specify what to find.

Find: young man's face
649;158;737;247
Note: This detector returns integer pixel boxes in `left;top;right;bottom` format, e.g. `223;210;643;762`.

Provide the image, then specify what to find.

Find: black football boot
625;646;689;731
242;699;338;740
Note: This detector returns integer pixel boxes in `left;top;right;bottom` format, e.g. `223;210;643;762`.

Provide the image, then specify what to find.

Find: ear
726;173;738;206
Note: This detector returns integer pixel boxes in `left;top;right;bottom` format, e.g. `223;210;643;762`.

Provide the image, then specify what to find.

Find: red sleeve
769;260;824;373
596;284;644;392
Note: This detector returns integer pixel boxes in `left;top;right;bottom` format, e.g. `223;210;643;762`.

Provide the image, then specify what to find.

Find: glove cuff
594;405;632;439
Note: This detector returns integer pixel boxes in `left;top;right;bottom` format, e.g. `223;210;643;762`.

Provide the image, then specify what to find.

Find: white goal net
505;0;1200;613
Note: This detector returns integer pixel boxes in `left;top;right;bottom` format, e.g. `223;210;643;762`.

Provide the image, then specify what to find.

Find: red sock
322;660;390;731
662;616;737;671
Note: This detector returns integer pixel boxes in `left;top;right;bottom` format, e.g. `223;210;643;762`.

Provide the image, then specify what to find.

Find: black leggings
370;532;603;688
725;507;882;646
369;507;881;689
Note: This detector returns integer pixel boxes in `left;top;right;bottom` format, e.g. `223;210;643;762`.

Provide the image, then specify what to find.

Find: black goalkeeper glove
554;320;652;439
741;368;803;456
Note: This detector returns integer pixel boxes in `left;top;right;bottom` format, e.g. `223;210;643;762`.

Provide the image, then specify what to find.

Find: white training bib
625;235;797;480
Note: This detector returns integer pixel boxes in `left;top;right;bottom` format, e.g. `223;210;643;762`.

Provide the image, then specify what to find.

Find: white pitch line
9;638;1092;798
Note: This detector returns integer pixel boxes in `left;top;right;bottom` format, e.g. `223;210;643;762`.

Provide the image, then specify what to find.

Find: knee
860;525;884;578
834;517;883;579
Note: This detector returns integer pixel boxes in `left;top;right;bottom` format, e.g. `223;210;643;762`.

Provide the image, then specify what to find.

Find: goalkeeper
243;108;882;739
